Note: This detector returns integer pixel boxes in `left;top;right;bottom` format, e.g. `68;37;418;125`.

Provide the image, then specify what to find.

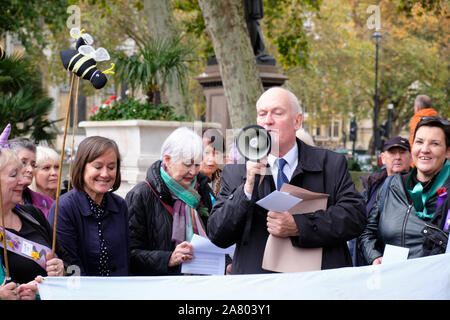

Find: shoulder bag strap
143;180;173;215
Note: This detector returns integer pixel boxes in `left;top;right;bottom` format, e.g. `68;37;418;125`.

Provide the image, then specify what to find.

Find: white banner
38;253;450;300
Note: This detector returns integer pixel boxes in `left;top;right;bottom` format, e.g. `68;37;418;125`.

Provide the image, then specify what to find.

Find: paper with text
181;234;235;275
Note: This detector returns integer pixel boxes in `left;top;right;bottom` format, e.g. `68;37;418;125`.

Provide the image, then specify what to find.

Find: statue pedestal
196;64;288;132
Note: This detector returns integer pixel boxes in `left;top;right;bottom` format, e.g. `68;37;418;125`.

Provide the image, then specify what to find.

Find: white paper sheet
382;244;409;265
256;190;302;212
181;235;235;275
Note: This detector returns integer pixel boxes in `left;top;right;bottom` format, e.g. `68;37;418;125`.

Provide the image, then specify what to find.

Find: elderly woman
359;116;450;264
48;136;129;276
31;146;60;200
0;128;68;292
9;138;54;217
126;127;213;275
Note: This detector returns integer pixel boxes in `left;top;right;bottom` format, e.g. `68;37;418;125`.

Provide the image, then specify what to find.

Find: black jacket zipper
401;205;413;247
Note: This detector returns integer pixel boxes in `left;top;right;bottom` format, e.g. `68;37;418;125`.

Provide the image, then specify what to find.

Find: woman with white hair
126;127;213;275
32;146;60;200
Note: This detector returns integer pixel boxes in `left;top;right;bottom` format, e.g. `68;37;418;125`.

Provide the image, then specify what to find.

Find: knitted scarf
160;165;208;244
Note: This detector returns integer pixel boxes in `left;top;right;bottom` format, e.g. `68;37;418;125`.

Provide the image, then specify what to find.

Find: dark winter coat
207;139;367;274
422;192;449;255
126;160;213;275
2;205;71;283
360;168;388;214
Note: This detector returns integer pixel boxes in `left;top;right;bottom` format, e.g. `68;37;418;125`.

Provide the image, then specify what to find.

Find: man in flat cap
352;136;412;265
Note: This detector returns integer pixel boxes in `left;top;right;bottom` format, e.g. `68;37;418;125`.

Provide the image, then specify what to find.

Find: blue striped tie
277;158;289;190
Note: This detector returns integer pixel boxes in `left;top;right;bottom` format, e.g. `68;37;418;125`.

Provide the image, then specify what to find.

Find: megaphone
236;125;271;247
236;125;271;162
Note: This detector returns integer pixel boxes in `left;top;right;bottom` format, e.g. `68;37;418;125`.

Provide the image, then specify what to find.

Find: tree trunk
143;0;192;119
198;0;263;129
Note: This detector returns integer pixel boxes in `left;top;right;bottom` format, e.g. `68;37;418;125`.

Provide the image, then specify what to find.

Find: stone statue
244;0;275;65
207;0;276;66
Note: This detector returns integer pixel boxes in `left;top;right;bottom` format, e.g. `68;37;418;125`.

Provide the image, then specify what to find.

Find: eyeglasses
420;116;450;126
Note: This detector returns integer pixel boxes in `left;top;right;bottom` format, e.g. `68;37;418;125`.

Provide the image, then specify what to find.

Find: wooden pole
67;77;80;192
52;73;75;257
0;177;10;279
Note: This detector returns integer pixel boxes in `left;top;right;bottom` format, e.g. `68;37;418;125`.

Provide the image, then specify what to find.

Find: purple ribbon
437;192;449;231
443;209;450;231
0;227;56;270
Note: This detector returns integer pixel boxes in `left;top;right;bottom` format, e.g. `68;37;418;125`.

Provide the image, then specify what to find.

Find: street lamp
386;103;393;138
372;31;382;154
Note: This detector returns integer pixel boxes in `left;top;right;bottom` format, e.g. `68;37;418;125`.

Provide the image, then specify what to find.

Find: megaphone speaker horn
236;125;271;161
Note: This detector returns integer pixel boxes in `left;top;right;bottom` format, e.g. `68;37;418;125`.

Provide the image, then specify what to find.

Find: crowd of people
0;89;448;300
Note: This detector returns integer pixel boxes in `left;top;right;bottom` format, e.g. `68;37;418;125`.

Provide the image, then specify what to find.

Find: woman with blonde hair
0;125;69;299
32;146;60;200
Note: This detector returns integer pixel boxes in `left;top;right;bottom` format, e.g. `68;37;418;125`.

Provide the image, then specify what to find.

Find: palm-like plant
0;54;57;143
113;37;191;106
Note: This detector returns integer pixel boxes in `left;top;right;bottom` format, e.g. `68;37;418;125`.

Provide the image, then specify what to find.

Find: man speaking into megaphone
207;87;367;275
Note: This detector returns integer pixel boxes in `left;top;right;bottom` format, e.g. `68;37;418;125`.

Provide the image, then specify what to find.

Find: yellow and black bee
0;45;5;61
59;28;113;89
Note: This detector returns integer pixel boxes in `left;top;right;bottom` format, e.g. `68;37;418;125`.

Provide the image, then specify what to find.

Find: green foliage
0;0;69;52
174;0;322;68
263;0;322;68
288;0;449;139
113;37;192;105
0;54;58;144
396;0;448;16
173;0;214;58
89;98;185;121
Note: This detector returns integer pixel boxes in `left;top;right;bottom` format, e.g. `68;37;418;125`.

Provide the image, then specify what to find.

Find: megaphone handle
242;174;260;245
251;174;261;202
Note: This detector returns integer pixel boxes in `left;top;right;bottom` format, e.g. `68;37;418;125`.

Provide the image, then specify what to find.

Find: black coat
126;160;213;275
422;191;450;255
16;205;72;267
1;205;72;283
207;139;367;274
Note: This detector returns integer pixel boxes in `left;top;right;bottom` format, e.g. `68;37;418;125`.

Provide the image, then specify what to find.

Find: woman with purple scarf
126;127;213;275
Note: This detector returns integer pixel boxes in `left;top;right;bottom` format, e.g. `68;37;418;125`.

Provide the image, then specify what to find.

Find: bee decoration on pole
70;27;94;49
59;28;114;90
52;28;115;257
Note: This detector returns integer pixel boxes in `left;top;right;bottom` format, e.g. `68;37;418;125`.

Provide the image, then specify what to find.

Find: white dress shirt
244;143;298;199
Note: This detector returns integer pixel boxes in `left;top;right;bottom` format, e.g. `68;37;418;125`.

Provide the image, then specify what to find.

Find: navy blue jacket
48;189;130;276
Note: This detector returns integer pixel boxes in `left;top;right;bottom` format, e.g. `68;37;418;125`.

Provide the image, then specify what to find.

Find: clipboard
262;184;329;273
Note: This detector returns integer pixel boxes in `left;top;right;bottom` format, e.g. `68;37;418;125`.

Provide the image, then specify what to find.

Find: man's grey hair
160;127;203;164
414;94;432;110
256;86;302;115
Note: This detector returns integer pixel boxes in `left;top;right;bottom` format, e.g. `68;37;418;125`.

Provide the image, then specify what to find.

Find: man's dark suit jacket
207;139;367;274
